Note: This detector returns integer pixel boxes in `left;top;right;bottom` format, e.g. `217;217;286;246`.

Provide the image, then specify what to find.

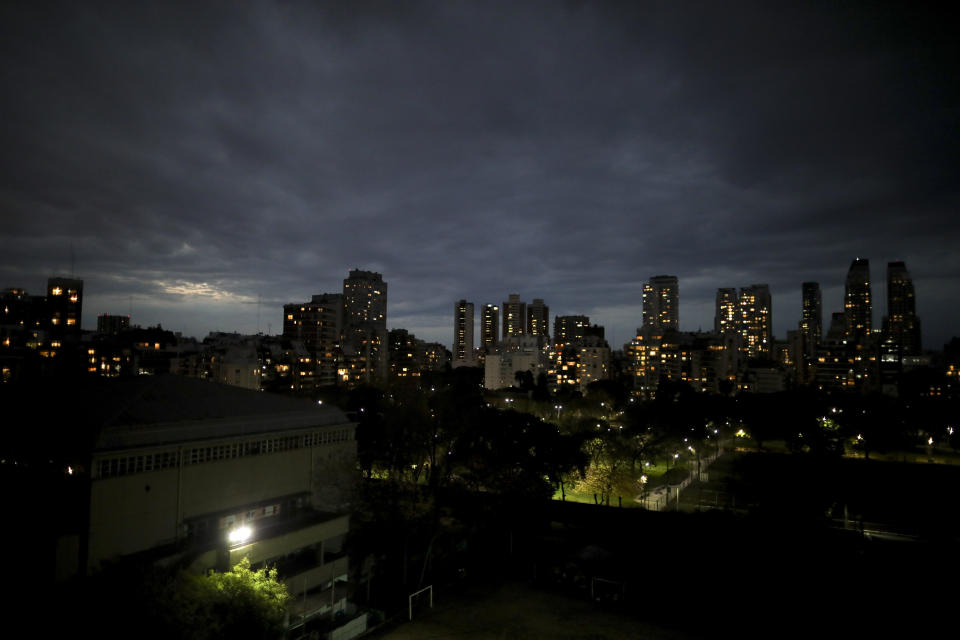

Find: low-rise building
12;375;358;625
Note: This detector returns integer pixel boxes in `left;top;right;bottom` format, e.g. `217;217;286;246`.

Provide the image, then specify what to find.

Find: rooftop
3;375;350;456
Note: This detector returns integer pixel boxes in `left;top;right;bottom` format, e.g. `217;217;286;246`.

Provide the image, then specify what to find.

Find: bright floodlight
228;525;252;545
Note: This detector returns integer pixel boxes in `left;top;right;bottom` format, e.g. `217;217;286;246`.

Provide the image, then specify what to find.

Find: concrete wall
88;439;352;571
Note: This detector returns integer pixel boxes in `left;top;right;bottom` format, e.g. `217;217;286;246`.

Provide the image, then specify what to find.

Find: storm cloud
2;1;958;348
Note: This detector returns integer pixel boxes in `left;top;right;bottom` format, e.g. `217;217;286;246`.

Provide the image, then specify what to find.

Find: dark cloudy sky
2;1;958;350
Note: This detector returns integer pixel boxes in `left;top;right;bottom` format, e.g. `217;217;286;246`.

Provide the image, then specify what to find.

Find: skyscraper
883;261;921;355
800;282;822;357
642;275;678;330
502;294;526;339
343;269;387;328
715;288;738;335
844;258;872;343
341;269;388;383
554;315;589;345
480;303;499;351
526;298;549;338
453;300;475;365
739;284;772;359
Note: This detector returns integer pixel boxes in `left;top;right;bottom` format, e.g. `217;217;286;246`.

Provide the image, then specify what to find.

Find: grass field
553;459;681;506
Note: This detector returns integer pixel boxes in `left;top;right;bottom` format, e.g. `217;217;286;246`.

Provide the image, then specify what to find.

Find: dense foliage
67;558;289;640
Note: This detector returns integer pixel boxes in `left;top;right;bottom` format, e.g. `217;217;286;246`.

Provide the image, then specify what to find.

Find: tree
67;558;289;640
149;558;289;640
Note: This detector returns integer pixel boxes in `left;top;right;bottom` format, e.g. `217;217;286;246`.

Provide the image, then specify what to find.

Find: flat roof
3;375;351;456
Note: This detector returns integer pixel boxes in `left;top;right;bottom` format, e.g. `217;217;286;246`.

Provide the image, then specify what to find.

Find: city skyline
4;254;952;354
2;2;958;349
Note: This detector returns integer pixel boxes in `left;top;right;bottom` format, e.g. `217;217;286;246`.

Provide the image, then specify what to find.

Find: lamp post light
228;525;252;546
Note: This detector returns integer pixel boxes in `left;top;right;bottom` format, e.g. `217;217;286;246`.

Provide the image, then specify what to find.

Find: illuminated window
51;287;62;296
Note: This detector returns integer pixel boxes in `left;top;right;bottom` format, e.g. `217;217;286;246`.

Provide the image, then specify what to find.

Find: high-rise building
343;270;386;329
825;312;848;344
389;328;419;379
844;258;872;344
800;282;822;358
642;275;678;330
283;294;343;351
480;304;499;351
502;294;526;339
341;270;388;383
526;298;549;338
47;277;83;339
739;284;772;359
546;334;610;393
883;261;921;356
554;315;590;345
624;325;663;397
283;293;344;387
816;312;856;391
715;288;738;335
453;300;475;365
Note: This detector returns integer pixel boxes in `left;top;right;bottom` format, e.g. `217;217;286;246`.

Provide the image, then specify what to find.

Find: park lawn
551;459;677;507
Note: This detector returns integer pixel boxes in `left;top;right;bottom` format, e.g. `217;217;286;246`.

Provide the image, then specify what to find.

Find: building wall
88;465;182;570
88;425;355;572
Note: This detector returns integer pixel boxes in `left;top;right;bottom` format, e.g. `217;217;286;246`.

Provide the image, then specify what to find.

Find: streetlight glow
228;525;252;545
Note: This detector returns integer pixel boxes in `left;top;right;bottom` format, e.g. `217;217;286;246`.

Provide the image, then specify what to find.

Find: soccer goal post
408;585;433;621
